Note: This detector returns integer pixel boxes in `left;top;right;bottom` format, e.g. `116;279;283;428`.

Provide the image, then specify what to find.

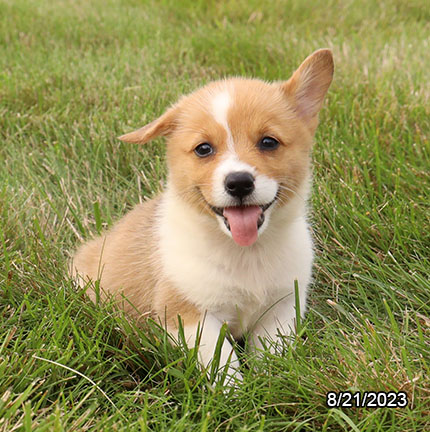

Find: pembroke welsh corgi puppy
71;49;334;383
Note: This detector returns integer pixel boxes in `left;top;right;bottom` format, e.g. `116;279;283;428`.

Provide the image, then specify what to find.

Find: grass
1;0;429;430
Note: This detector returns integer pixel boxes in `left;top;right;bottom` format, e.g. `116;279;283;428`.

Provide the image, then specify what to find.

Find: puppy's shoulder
112;195;162;234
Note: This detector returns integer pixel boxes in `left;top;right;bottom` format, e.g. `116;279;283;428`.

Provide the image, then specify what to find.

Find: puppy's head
120;49;334;246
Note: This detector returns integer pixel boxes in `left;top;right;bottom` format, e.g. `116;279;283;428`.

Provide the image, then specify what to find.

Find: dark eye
194;142;214;158
258;136;280;151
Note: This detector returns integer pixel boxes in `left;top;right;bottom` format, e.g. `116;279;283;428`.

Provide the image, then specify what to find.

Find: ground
0;0;429;430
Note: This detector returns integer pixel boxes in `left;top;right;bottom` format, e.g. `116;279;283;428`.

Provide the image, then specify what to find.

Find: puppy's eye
194;143;214;158
258;136;280;151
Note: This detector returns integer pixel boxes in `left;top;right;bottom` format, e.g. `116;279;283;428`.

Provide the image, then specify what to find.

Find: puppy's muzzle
224;171;255;199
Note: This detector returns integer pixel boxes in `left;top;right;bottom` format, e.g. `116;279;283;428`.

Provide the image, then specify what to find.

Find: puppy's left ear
282;49;334;122
118;105;178;144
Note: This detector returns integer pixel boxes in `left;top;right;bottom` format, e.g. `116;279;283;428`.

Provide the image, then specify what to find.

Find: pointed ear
118;106;178;144
281;49;334;121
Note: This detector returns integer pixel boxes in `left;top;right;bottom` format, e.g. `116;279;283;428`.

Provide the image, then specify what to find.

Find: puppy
71;49;334;382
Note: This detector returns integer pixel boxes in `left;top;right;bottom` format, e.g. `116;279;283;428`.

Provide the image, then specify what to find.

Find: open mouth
209;196;277;246
210;198;276;230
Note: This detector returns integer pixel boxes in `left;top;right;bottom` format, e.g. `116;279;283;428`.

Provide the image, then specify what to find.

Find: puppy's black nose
224;171;255;199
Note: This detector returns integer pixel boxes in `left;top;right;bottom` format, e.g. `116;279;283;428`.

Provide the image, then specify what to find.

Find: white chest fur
157;186;313;336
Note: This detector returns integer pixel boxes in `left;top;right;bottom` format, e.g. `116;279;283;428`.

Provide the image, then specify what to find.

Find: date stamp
326;391;408;408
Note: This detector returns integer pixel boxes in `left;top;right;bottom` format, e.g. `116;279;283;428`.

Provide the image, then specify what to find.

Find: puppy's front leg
182;313;242;385
250;290;306;353
154;282;242;384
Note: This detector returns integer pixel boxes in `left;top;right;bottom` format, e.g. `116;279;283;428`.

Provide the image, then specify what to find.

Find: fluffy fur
71;49;334;382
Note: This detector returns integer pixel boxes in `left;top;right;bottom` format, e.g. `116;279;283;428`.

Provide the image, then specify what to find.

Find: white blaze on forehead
211;90;235;152
211;91;230;125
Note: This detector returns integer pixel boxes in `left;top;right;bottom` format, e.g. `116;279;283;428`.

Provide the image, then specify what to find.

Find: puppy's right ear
118;106;178;144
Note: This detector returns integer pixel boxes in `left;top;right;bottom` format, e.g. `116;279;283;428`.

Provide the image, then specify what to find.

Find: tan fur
72;199;160;318
71;49;334;348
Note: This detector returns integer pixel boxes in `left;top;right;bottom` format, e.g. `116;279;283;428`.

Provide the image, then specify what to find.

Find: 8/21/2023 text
326;391;408;408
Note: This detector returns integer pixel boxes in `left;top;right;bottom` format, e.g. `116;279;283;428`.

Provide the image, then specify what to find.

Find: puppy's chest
162;236;293;311
179;251;290;334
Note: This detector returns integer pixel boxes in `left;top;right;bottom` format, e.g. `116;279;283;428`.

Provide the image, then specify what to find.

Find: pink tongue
223;206;262;247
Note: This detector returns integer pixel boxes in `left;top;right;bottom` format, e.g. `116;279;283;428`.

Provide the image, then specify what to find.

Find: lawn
1;0;429;430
